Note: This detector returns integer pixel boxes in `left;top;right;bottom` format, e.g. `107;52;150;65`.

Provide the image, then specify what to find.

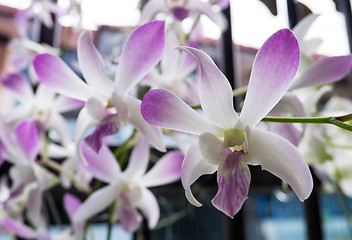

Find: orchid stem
42;159;91;194
262;113;352;132
233;85;248;96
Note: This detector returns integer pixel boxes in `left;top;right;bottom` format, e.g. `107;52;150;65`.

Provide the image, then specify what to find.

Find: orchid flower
73;136;184;232
141;28;313;217
1;72;82;145
33;21;166;157
140;0;228;32
142;30;199;105
0;118;58;192
266;14;352;146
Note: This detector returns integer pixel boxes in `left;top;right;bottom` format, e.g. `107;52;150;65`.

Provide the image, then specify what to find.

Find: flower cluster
0;0;352;239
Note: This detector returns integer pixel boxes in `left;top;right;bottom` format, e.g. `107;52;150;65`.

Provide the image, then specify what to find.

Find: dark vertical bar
286;0;298;28
220;4;244;240
303;171;323;240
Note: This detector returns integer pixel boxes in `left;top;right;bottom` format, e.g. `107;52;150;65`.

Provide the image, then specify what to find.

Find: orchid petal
290;55;352;90
64;193;82;220
138;188;160;228
54;96;84;113
270;92;307;117
212;151;250;218
126;95;166;152
188;0;228;31
46;112;72;146
246;127;313;201
269;122;303;147
181;143;217;206
15;120;40;161
240;28;300;127
141;89;217;135
1;72;33;100
114;21;165;94
33;164;59;190
84;116;119;153
140;0;167;24
81;143;121;183
116;205;142;233
9;165;35;190
35;84;56;103
1;218;37;238
143;151;184;187
74;107;96;143
124;135;150;179
73;184;118;223
78;31;114;93
161;31;180;74
27;187;43;226
181;47;238;128
33;54;93;101
199;132;230;166
292;14;320;45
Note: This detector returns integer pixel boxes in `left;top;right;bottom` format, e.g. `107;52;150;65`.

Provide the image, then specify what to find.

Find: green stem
107;203;116;240
233;85;248;96
262;113;352;132
335;183;352;238
42;159;91;194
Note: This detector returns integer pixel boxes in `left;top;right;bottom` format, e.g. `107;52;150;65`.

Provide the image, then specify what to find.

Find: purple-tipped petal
270;122;303;147
240;29;300;127
81;143;121;183
181;143;217;206
78;31;113;93
181;47;238;128
15;120;40;161
211;151;250;218
1;72;33;100
33;54;93;101
126;96;166;152
246;127;313;201
64;193;82;220
138;188;160;228
1;218;37;238
143;151;184;187
141;89;217;135
114;21;165;94
124;135;150;179
290;55;352;90
73;184;118;222
54;96;84;113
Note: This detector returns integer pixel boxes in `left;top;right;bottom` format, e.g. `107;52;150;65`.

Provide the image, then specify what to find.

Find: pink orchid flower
33;21;166;156
141;28;313;217
73;136;184;232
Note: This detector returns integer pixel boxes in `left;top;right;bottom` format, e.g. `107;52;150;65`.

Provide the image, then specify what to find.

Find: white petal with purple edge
141;89;218;135
143;151;184;187
138;188;160;228
15;120;40;162
246;127;313;201
81;143;121;183
54;96;84;113
78;31;114;94
181;143;217;206
181;47;238;129
1;218;37;238
1;72;33;100
240;29;300;127
64;193;82;220
114;21;165;94
126;95;166;152
33;54;94;101
73;184;118;223
124;135;150;179
290;55;352;90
